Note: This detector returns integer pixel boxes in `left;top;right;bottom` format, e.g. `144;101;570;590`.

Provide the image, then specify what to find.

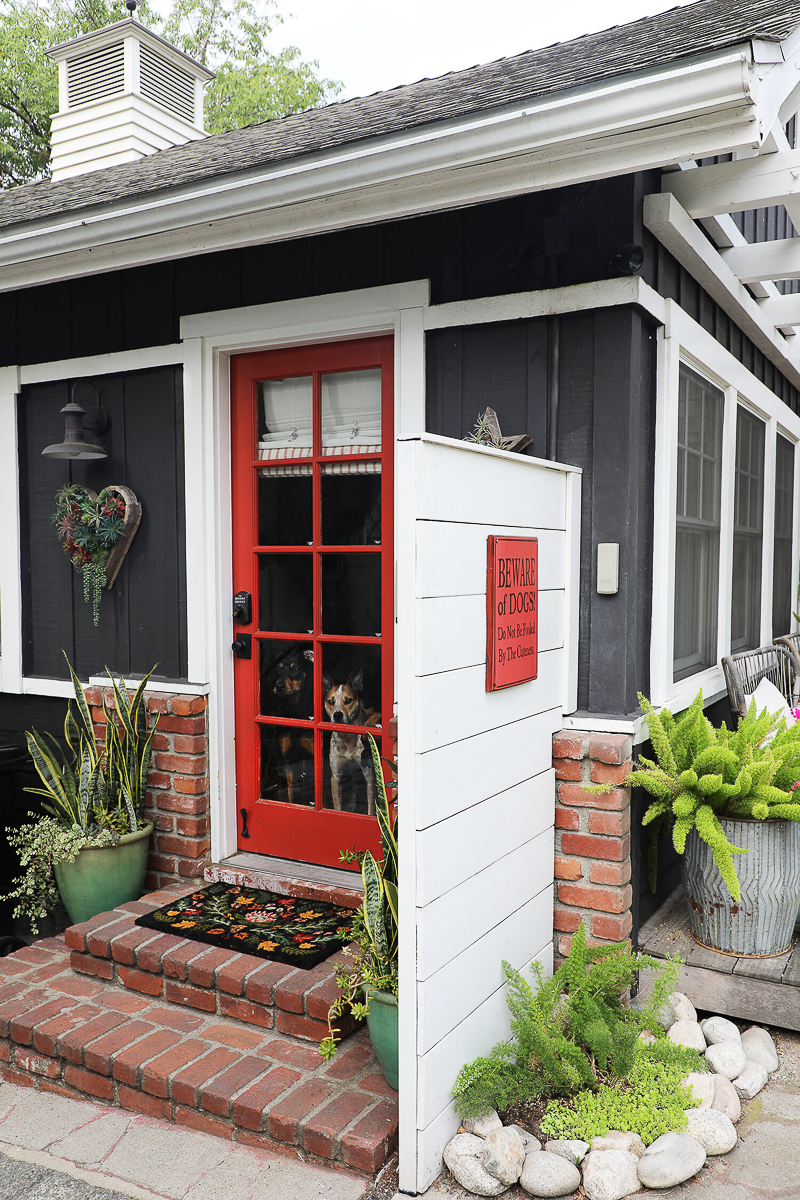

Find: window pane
259;640;315;720
730;408;765;652
321;554;382;636
321;369;382;455
321;643;382;727
260;724;314;806
322;731;381;814
773;435;795;637
258;554;313;633
321;474;382;545
258;376;313;455
258;472;313;546
673;366;723;682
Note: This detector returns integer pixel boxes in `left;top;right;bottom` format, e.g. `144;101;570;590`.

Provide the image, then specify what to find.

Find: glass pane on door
259;640;315;720
258;555;313;632
321;554;382;635
322;731;381;814
321;474;382;544
321;369;382;454
258;472;313;546
260;724;315;806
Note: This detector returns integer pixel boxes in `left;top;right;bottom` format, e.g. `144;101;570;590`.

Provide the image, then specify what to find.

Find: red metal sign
486;535;538;691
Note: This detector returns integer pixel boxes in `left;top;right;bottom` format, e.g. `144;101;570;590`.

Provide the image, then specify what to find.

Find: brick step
66;883;357;1044
0;929;397;1174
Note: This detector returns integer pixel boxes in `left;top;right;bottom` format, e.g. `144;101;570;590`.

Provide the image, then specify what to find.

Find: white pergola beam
663;148;800;217
758;294;800;326
643;191;800;389
720;238;800;281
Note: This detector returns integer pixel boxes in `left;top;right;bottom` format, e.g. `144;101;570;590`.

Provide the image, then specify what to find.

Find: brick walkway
0;883;398;1175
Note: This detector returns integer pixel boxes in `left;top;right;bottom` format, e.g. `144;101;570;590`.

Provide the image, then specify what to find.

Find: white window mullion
717;385;738;663
761;417;777;646
650;329;680;707
793;433;800;635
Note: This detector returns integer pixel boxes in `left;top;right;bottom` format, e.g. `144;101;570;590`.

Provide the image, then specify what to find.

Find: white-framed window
652;300;800;713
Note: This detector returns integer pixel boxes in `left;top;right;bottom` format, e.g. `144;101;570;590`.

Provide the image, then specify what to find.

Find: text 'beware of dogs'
486;535;538;691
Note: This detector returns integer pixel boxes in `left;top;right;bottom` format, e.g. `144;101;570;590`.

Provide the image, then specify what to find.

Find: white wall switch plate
597;543;619;594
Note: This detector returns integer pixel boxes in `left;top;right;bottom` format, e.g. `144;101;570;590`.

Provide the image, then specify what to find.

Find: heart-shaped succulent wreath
52;484;140;625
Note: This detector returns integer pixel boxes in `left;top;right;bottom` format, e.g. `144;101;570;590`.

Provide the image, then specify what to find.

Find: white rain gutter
0;46;758;291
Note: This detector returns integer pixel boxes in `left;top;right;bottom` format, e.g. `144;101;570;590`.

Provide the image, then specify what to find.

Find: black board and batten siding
16;366;187;683
1;170;798;724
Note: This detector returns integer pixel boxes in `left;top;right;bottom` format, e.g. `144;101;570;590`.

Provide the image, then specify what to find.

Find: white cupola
47;13;214;182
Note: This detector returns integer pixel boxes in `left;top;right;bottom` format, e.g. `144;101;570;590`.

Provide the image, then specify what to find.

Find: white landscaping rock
637;1132;706;1188
543;1139;589;1165
684;1108;738;1155
464;1111;504;1138
444;1134;509;1196
630;993;673;1030
668;1020;707;1053
733;1060;769;1099
701;1016;741;1046
506;1124;541;1154
591;1131;646;1158
711;1073;741;1123
638;1031;656;1045
519;1150;581;1197
705;1041;747;1080
581;1149;642;1200
481;1128;525;1186
681;1072;715;1108
668;992;698;1024
740;1026;780;1073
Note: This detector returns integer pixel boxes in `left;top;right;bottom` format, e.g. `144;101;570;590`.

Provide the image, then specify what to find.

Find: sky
267;0;700;101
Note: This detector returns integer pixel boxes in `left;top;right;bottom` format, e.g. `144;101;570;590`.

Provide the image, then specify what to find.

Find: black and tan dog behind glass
262;646;314;804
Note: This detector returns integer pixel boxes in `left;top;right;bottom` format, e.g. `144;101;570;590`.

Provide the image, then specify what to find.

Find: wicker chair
721;644;800;720
774;633;800;674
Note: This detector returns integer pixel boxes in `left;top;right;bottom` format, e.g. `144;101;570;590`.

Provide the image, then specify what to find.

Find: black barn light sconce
608;243;644;276
41;381;109;460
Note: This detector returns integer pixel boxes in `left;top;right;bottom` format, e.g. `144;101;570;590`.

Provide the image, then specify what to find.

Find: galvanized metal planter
683;818;800;957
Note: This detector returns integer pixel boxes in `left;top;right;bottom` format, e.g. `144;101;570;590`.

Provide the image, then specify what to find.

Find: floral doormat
135;882;358;969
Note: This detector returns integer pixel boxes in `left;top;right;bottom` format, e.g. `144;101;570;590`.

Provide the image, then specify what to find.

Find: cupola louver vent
66;43;125;107
139;43;195;122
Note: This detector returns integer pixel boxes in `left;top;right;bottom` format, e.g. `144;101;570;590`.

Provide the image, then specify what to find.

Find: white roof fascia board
751;24;800;133
0;47;758;293
643;190;800;390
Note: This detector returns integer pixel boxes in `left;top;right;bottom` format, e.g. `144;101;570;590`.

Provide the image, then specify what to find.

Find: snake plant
320;733;398;1060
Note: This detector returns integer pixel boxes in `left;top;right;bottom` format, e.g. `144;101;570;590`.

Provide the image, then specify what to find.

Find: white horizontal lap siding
397;435;579;1193
418;587;563;675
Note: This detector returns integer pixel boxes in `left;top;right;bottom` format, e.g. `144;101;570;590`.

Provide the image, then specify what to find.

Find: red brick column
86;687;210;890
552;730;633;962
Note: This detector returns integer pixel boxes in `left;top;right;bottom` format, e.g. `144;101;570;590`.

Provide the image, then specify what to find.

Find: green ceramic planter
53;824;153;926
366;987;398;1090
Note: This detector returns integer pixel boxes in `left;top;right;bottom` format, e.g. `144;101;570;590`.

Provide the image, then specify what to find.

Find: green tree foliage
451;922;700;1121
0;0;340;187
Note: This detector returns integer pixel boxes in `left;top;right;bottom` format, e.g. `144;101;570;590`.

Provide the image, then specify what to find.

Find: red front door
231;337;393;867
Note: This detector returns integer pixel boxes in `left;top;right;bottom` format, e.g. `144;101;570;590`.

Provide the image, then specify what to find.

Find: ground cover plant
452;923;707;1145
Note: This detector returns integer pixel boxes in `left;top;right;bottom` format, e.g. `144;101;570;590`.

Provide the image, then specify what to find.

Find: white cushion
750;676;796;736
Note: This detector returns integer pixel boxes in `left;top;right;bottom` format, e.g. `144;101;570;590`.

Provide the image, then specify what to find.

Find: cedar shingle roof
1;0;799;230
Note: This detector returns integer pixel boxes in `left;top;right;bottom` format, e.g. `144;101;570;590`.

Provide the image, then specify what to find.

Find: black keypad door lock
232;633;252;659
233;591;252;624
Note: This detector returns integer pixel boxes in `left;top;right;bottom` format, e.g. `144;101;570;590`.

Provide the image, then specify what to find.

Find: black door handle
232;634;252;659
240;808;250;838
